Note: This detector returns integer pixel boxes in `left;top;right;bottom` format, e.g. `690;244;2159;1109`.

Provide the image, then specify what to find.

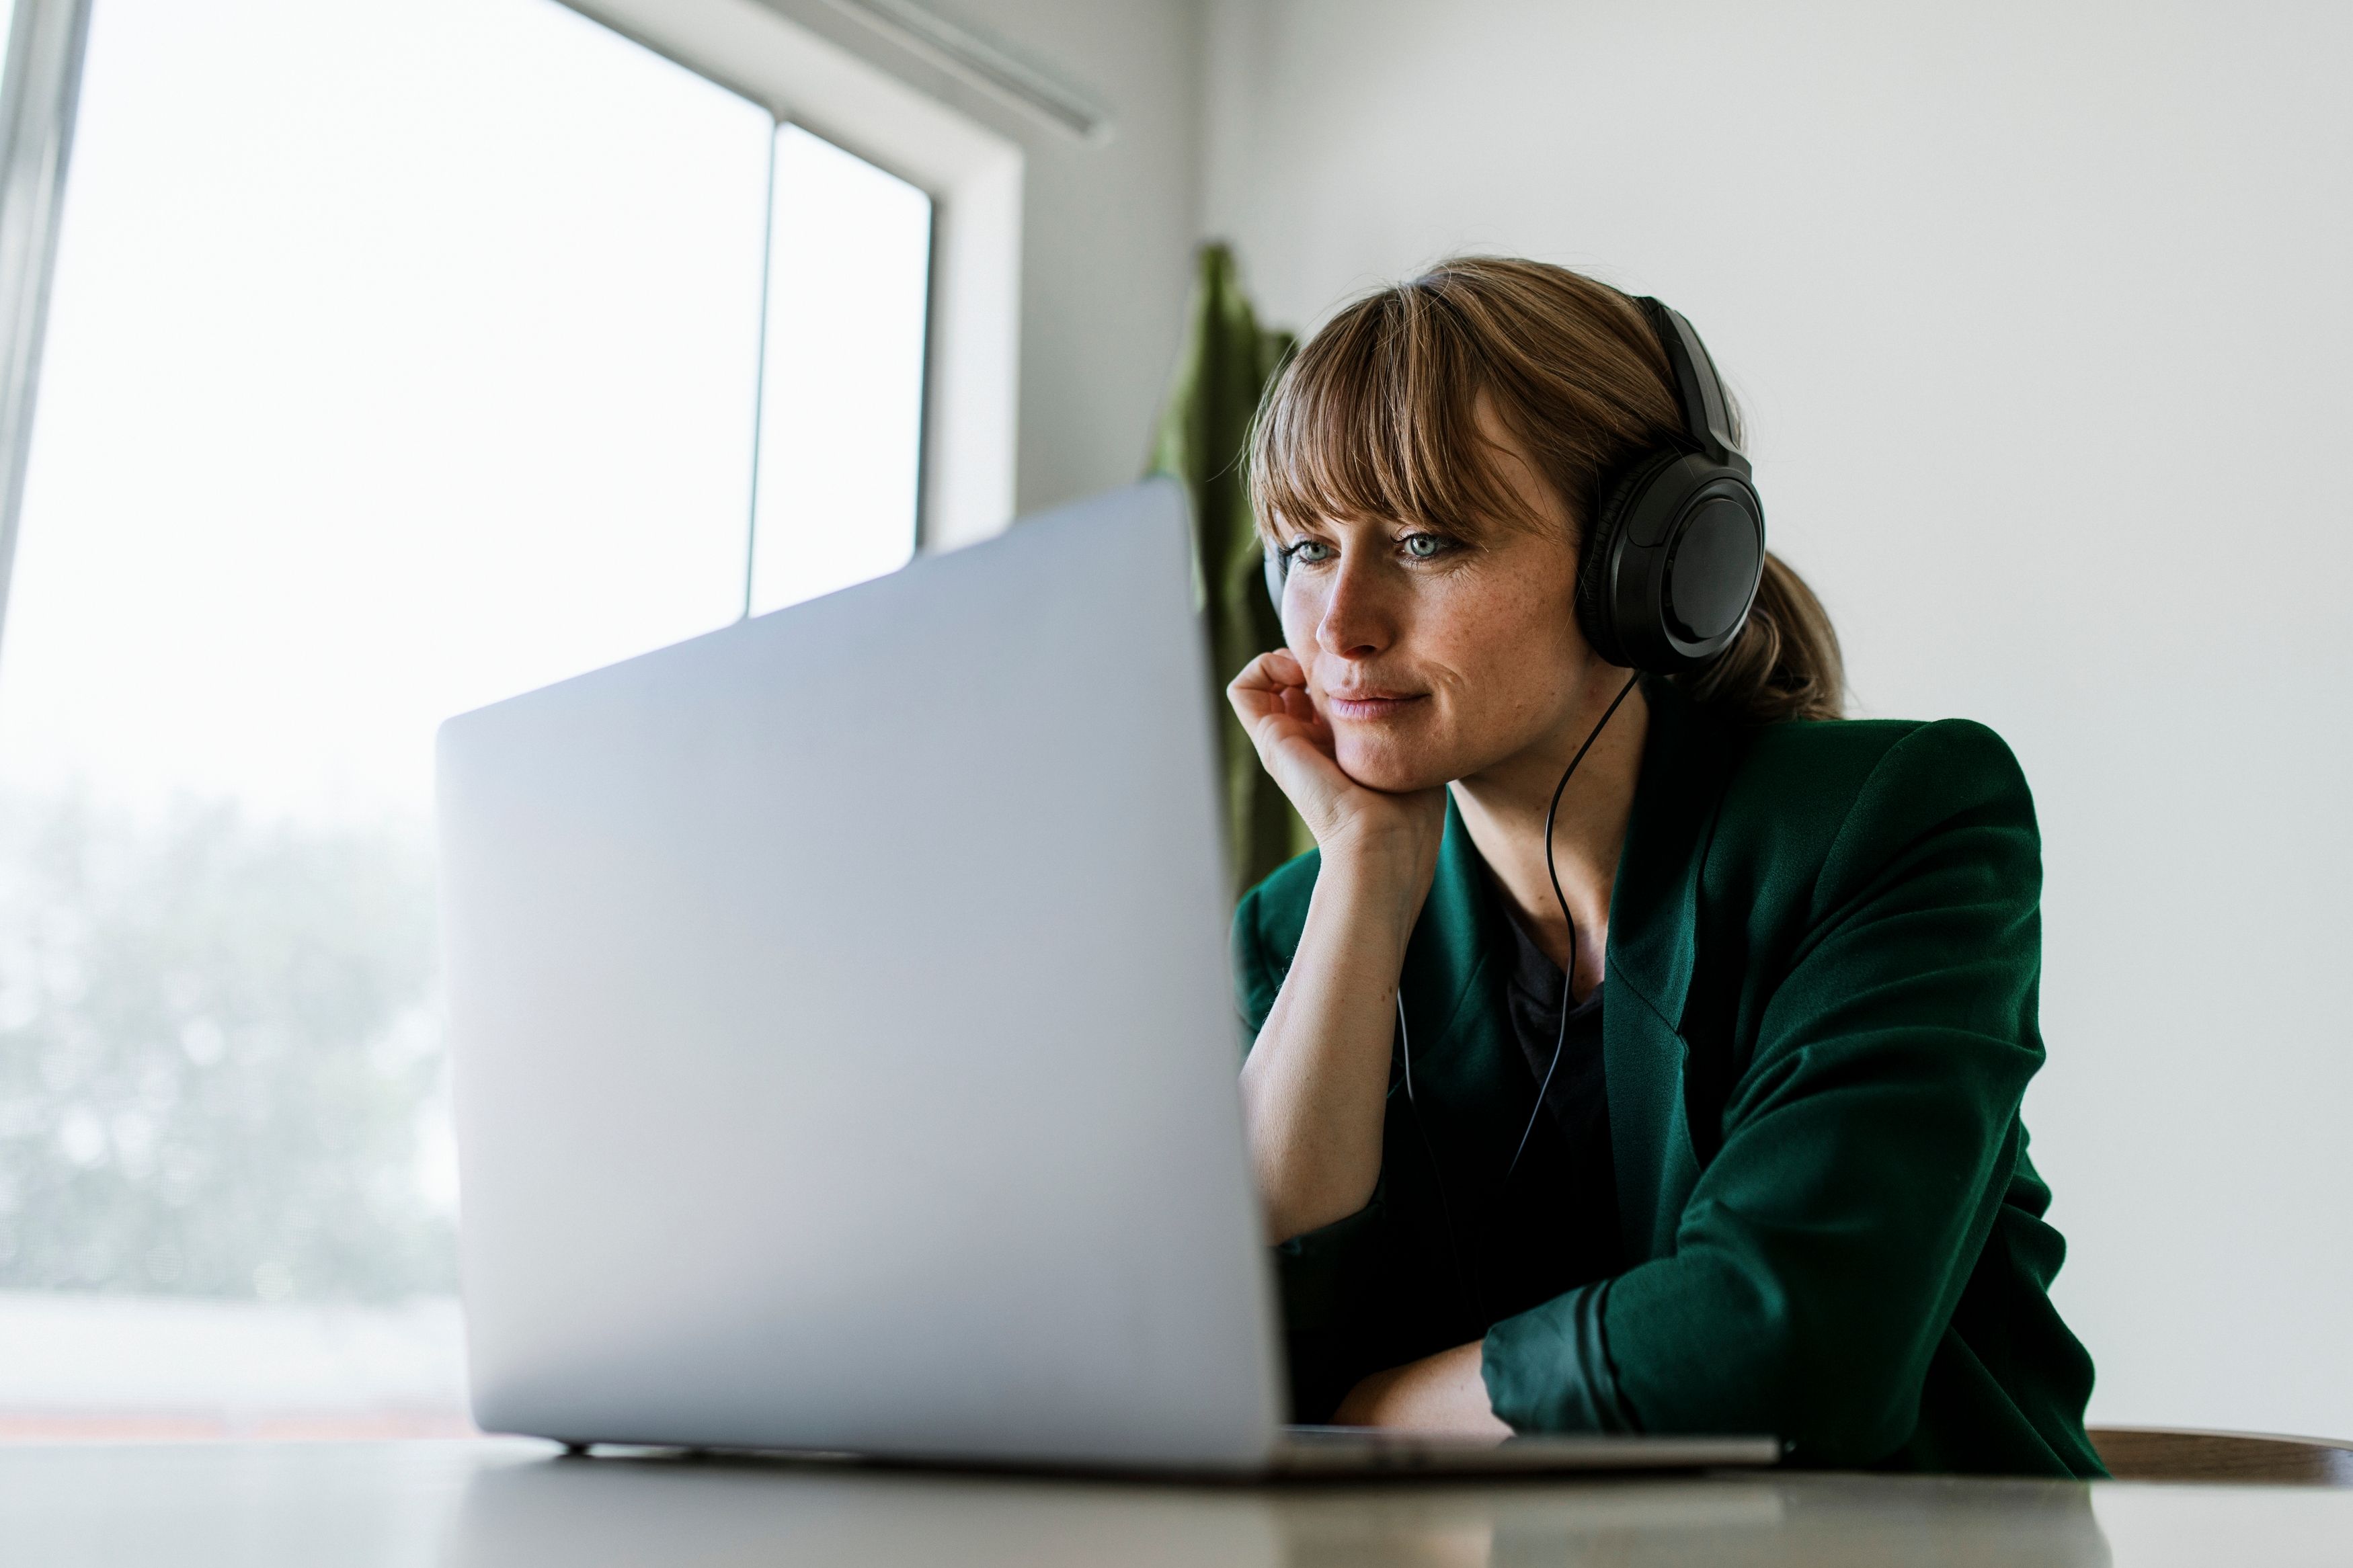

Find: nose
1312;551;1393;662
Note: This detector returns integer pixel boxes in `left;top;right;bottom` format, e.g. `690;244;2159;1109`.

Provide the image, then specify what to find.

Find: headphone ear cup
1578;449;1763;674
1575;450;1679;669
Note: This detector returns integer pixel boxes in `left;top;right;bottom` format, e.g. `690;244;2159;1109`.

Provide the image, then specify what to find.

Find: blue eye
1285;539;1335;566
1400;532;1449;560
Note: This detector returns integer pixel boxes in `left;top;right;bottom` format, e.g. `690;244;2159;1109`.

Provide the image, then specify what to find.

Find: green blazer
1231;680;2103;1476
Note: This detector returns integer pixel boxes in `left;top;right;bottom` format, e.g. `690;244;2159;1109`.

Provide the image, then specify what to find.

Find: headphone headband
1634;297;1749;477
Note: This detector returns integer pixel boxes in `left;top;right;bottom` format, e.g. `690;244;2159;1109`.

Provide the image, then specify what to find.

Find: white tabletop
7;1438;2352;1566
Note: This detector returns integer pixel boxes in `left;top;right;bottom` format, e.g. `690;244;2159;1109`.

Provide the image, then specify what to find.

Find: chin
1332;732;1451;794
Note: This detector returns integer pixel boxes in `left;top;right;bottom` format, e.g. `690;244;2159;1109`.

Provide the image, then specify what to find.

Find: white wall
1205;0;2353;1440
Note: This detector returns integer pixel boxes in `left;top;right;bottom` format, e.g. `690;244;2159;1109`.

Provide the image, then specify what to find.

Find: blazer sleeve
1480;720;2048;1465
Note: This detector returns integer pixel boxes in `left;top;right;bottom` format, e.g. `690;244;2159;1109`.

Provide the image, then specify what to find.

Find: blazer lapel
1394;798;1525;1206
1603;680;1743;1262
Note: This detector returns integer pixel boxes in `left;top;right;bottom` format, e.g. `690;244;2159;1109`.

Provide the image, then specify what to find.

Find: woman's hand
1232;647;1451;1243
1330;1342;1512;1437
1227;649;1445;868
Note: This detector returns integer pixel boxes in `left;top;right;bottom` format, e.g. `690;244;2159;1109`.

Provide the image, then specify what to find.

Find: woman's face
1270;422;1605;793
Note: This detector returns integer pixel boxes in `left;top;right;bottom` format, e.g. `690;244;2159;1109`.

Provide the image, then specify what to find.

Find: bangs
1248;286;1558;546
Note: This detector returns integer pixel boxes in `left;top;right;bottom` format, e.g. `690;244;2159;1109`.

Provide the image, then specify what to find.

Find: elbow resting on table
1611;1253;1930;1467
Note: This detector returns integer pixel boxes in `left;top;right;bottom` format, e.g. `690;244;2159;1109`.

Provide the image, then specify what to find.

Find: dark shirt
1374;866;1626;1356
1464;871;1624;1327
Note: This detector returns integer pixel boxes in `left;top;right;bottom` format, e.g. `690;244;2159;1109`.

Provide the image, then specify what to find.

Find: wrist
1321;808;1442;877
1312;839;1435;952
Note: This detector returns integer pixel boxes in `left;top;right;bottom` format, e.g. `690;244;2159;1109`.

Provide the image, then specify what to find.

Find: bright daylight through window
0;0;933;1437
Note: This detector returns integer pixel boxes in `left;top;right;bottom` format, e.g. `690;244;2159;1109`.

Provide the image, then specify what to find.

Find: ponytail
1679;551;1845;723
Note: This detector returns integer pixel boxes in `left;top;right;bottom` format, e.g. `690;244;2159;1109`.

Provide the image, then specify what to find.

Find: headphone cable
1507;669;1642;1182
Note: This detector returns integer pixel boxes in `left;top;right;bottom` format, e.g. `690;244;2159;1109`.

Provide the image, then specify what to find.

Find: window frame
0;0;94;657
561;0;1023;557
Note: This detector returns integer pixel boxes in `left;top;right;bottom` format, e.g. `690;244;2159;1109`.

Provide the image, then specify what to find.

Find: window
751;124;934;614
0;0;934;1438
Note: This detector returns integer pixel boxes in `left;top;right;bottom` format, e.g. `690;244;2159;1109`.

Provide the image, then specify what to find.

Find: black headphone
1263;295;1765;676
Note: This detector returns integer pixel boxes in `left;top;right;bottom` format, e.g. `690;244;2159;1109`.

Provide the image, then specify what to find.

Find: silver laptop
438;479;1774;1477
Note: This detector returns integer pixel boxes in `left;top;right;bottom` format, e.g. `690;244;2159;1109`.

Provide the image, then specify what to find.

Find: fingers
1228;649;1316;743
1278;684;1331;745
1228;647;1307;701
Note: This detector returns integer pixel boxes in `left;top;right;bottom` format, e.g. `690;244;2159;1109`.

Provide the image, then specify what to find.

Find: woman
1227;257;2100;1475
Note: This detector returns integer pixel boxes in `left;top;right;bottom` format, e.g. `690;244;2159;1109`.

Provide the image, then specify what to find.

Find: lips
1324;690;1427;722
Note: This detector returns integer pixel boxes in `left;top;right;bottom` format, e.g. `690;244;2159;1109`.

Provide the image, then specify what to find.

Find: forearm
1332;1341;1511;1436
1239;845;1427;1242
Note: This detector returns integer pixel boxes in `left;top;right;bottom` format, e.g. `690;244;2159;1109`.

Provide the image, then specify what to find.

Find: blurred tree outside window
0;795;445;1303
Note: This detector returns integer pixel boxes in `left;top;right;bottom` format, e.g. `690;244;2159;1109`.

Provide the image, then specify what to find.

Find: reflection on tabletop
445;1446;2109;1568
19;1438;2353;1567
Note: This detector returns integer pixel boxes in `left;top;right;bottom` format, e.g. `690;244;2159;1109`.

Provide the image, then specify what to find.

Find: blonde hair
1250;256;1843;725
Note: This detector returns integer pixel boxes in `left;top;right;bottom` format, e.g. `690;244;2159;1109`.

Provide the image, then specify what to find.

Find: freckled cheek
1429;608;1572;735
1419;614;1545;695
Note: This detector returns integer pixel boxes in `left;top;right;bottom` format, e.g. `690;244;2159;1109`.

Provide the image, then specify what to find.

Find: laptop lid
438;480;1283;1469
